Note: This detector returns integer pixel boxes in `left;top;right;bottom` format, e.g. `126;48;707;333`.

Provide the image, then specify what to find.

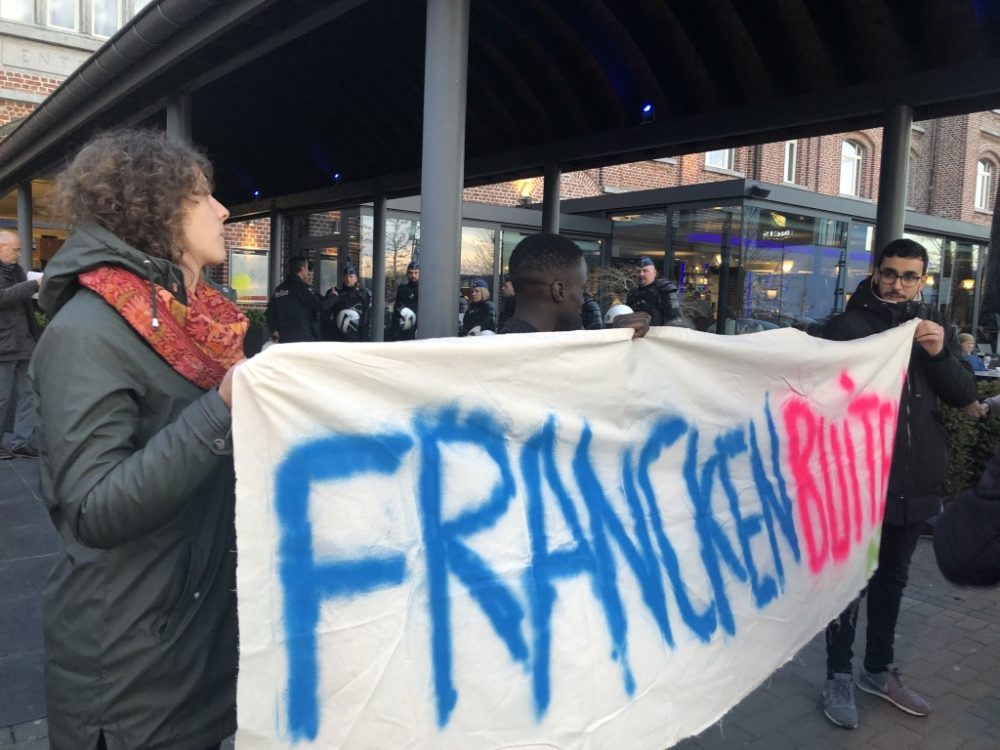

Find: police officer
390;261;419;341
265;256;333;343
460;278;496;336
498;273;516;330
581;293;603;330
625;256;681;326
328;264;372;342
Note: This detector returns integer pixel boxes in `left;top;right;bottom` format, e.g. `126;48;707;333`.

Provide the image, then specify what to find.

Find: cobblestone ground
4;454;998;748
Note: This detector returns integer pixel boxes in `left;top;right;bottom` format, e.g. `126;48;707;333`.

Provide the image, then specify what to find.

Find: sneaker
823;673;859;729
857;666;930;716
12;446;38;458
0;446;12;460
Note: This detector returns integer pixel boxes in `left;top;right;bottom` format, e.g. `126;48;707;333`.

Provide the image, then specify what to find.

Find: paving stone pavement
3;452;998;748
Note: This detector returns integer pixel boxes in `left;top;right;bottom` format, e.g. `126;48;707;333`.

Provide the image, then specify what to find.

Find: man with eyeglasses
819;238;977;731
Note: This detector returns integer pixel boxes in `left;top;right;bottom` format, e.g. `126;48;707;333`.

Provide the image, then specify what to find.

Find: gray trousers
0;358;34;450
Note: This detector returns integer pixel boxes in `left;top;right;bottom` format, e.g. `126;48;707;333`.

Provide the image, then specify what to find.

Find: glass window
460;225;497;295
840;141;863;196
294;209;342;239
225;216;271;303
92;0;119;36
705;149;735;170
48;0;78;30
922;238;981;332
668;205;743;332
606;211;666;311
844;221;874;310
291;209;348;294
739;207;849;332
975;159;994;211
0;0;33;23
784;140;797;183
902;231;945;312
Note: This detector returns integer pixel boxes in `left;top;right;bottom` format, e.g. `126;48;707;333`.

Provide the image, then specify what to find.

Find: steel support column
873;104;913;255
417;0;470;339
268;209;284;293
542;161;561;234
166;94;192;145
17;182;32;269
372;194;387;342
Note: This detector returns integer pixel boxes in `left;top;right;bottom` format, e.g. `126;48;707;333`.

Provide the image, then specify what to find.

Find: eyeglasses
878;268;924;287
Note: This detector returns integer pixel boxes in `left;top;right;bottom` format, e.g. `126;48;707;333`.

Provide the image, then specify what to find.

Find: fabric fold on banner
233;321;917;750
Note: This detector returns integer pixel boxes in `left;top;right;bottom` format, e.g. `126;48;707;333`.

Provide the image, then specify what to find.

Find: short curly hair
49;129;213;262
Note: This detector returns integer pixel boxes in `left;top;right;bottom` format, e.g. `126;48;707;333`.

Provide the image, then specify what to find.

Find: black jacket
581;296;603;330
0;261;40;362
934;447;1000;587
498;296;516;330
824;278;977;524
328;283;372;342
460;299;496;336
626;278;680;325
390;280;418;340
265;274;328;343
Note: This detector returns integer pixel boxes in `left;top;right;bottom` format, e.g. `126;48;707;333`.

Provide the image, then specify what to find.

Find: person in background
31;129;245;750
957;333;986;371
329;264;372;342
0;229;40;459
933;393;1000;588
460;278;496;336
820;238;978;731
500;233;648;338
498;273;516;330
625;255;681;326
390;261;419;341
266;257;332;343
581;292;603;330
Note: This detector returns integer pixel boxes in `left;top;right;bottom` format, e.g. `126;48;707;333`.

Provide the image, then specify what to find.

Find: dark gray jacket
29;223;237;750
0;261;40;361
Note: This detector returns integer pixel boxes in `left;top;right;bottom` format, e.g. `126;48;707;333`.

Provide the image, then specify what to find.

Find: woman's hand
219;359;245;409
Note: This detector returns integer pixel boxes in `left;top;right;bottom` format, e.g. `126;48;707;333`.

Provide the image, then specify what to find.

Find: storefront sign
233;323;915;749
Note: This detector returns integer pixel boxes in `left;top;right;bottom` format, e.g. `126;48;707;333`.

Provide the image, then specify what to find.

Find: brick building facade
463;114;1000;229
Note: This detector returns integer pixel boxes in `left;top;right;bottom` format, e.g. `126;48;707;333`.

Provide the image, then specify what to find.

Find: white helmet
604;304;633;325
336;308;361;334
398;307;416;331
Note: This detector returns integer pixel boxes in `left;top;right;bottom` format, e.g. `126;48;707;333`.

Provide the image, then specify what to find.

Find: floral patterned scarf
79;265;248;390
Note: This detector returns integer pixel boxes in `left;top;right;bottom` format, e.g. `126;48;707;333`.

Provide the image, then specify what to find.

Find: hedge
942;378;1000;502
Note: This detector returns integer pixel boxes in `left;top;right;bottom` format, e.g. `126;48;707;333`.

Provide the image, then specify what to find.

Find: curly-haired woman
30;129;246;750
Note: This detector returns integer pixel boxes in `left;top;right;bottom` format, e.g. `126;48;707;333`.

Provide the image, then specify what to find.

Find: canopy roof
1;0;1000;214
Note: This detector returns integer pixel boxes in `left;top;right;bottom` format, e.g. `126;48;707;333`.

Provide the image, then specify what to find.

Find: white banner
233;322;916;750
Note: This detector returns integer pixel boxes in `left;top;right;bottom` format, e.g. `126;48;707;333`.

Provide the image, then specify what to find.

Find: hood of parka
39;222;187;318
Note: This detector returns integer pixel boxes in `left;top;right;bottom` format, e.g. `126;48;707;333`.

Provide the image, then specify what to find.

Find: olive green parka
29;223;238;750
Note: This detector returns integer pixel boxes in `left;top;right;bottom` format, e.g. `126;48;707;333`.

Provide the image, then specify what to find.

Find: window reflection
739;208;848;333
48;0;77;29
92;0;119;36
0;0;33;23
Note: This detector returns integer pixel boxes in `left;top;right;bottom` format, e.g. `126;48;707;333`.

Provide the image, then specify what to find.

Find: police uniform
391;280;419;341
626;278;681;326
461;300;496;336
328;282;372;342
266;274;327;343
